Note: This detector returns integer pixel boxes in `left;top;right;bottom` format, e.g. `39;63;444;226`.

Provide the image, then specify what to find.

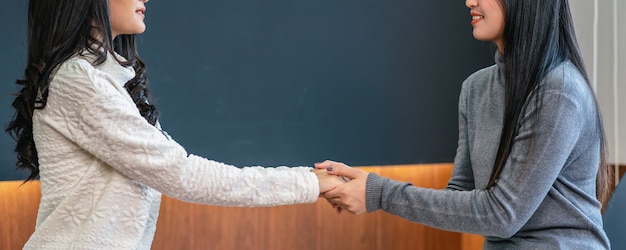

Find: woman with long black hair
5;0;343;249
318;0;612;248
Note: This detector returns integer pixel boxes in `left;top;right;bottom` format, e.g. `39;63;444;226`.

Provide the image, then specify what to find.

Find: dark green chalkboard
0;0;494;181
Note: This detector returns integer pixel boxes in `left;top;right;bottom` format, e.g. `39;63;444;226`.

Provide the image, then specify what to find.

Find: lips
470;11;484;25
136;7;146;17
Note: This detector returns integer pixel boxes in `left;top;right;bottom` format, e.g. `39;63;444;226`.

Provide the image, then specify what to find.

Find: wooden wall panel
258;204;317;250
5;165;626;250
0;181;40;250
151;197;194;250
28;164;626;249
462;234;487;250
192;205;260;249
377;165;462;250
317;167;380;250
317;202;379;250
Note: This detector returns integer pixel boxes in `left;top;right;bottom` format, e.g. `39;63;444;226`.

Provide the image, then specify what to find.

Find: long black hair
486;0;611;204
5;0;159;181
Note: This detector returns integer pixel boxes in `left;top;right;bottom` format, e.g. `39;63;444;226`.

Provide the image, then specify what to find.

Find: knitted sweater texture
25;51;318;249
365;53;610;249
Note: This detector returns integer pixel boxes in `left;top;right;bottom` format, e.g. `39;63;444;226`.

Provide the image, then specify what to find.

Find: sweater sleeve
446;80;476;191
52;60;319;207
365;86;587;238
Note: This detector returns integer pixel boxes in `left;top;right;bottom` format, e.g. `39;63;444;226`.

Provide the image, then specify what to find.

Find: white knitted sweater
24;51;319;249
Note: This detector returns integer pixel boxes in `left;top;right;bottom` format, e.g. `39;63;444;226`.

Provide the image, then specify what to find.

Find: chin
472;33;494;43
131;27;146;35
136;25;146;34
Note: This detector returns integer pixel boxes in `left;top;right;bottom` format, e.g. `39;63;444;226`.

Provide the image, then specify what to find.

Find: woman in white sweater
5;0;342;249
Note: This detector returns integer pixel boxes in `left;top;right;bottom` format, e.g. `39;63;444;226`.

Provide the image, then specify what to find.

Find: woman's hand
315;160;369;215
312;168;347;194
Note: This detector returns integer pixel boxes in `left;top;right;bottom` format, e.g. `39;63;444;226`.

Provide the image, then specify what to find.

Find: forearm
71;89;319;207
158;156;320;206
366;173;523;237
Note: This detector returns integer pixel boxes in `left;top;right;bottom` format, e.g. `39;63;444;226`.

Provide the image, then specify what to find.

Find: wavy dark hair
486;0;611;204
5;0;159;181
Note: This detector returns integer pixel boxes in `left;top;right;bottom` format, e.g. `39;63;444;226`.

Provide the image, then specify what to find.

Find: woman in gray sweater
318;0;612;249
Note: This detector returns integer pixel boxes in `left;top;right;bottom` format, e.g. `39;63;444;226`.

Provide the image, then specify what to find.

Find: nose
141;0;149;3
466;0;477;8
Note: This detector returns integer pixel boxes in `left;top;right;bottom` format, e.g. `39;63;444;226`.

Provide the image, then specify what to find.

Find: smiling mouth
471;15;484;25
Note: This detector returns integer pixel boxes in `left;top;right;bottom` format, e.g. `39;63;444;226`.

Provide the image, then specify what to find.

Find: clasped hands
311;160;369;215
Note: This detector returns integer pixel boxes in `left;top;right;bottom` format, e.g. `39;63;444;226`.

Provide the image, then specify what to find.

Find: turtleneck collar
79;45;135;87
100;51;135;87
494;51;505;73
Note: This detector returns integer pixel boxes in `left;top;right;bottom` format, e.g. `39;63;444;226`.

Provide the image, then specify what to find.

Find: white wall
570;0;625;167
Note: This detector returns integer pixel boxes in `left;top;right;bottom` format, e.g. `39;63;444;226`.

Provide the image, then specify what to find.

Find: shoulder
55;54;98;79
465;64;499;81
461;64;499;91
53;54;103;87
531;62;598;124
458;64;501;105
540;61;594;102
51;54;126;98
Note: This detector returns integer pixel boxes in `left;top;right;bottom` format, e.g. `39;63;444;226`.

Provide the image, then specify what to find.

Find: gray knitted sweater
365;53;610;249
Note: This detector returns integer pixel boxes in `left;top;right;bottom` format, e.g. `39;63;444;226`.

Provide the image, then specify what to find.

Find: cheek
109;8;125;26
110;13;137;36
494;17;505;38
110;15;125;31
